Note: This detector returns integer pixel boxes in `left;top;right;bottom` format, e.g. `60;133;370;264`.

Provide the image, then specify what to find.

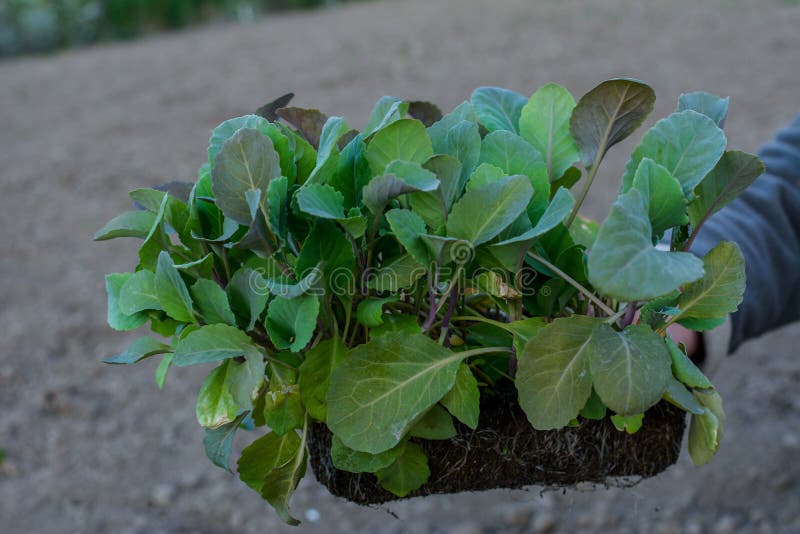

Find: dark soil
309;382;685;505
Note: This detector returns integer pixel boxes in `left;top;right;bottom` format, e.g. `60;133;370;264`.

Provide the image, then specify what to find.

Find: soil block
307;380;686;505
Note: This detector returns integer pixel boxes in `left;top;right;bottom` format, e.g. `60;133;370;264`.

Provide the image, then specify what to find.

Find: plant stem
527;251;616;317
565;163;600;228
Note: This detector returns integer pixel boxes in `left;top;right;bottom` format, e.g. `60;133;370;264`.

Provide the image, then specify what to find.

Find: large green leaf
688;150;764;228
327;333;465;453
677;91;729;128
622;110;726;195
94;210;156;241
237;430;301;492
118;269;161;315
190;279;236;325
443;120;481;187
362;160;440;214
155;251;194;323
674;241;745;320
203;412;247;471
440;363;480;429
208;114;276;163
470;86;527;133
196;361;239;428
260;428;307;526
519;83;580;181
307;116;350;184
211;128;281;225
587;189;704;301
173;323;258;366
588;324;672;415
516;316;603;430
103;336;170;364
330;435;405;473
570;78;655;168
630;158;688;236
428;101;478;152
266;294;319;352
296;183;346;219
298;336;347;421
446;175;533;246
365;119;433;175
375;442;430;497
385;208;429;265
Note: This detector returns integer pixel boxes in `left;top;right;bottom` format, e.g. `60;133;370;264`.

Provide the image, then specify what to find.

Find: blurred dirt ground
1;0;799;532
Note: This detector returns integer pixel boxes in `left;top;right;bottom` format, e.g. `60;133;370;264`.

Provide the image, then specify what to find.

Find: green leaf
268;176;289;239
266;294;319;352
295;220;356;295
610;413;644;434
630;158;689;236
103;336;170;364
470;86;527;133
259;430;307;526
375;442;430;497
409;404;457;439
155;251;194;323
211;128;281;225
570;78;656;168
479;130;546;182
385;208;429;265
105;273;148;331
665;336;713;390
688;150;764;228
505;317;548;354
275;107;328;149
490;187;575;270
370;314;423;338
296;183;346;219
237;431;301;492
330;435;405;473
408;154;462;229
226;268;269;331
440;363;480;429
678;316;726;331
688;389;725;466
519;83;580;181
298;336;347;421
569;214;599;249
208;114;272;163
228;351;266;410
443;120;482;187
664;377;705;415
155;352;173;389
362;160;440;214
365;119;433;175
366;254;425;292
118;270;161;315
94;210;156;241
173;323;257;367
138;192;169;271
674;241;745;320
327;332;465;453
204;412;247;471
579;389;607;420
622;110;726;195
677;91;729;128
363;96;409;137
357;296;400;328
447;175;533;246
466;162;506;192
516;316;603;430
196;361;240;428
190;279;236;325
589;324;672;415
263;363;305;435
587;189;704;301
428;101;478;153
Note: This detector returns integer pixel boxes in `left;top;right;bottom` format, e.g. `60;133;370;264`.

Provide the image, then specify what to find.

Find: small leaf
103;336;170;364
370;314;423;337
307;116;350;184
155;352;173;389
409;404;456;439
204;412;247;471
357;296;400;328
296;183;346;219
363;96;409;137
94;210;156;241
428;101;478;153
228;351;266;410
385;209;429;265
408;154;462;228
674;241;745;320
443;120;482;187
664;377;705;415
226;268;269;331
211;128;281;225
440;363;480;429
259;430;308;526
298;336;347;421
630;158;688;237
237;431;301;492
677;91;729;128
610;413;644;434
688;150;764;228
470;86;527;133
263;363;304;435
688;389;725;466
519;83;580;181
196;361;239;428
330;435;405;473
466;162;506;192
190;279;236;325
266;294;319;352
589;324;672;415
155;251;195;323
678;316;726;331
173;324;257;367
665;336;713;390
516;316;603;429
588;189;704;301
375;442;430;497
276;107;329;148
570;78;656;168
366;254;425;292
622;110;726;195
407;101;443;127
365;119;433;175
579;389;607;420
447;175;533;246
256;92;294;122
105;273;148;331
362;160;440;214
327;332;465;453
118;270;161;315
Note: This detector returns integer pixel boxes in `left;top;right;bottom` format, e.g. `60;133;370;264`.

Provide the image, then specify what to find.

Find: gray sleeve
691;115;800;353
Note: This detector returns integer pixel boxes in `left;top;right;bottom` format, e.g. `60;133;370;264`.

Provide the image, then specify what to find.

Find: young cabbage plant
97;80;760;524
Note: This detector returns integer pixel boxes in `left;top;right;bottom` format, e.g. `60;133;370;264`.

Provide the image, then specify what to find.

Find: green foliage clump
97;80;760;523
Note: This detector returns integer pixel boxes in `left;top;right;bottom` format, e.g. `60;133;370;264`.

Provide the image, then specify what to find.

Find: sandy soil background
1;0;799;532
